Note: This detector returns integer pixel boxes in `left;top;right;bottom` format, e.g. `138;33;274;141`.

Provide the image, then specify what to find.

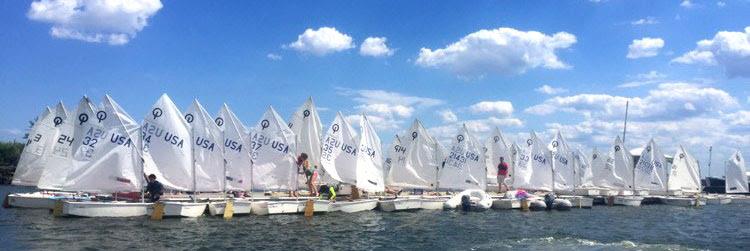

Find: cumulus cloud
631;17;659;26
415;27;576;77
428;116;524;146
337;87;443;131
287;27;354;56
27;0;162;45
681;0;695;8
469;101;514;115
266;53;282;61
525;82;738;121
359;37;394;57
627;37;664;59
671;26;750;77
535;84;568;95
717;1;726;7
437;109;458;123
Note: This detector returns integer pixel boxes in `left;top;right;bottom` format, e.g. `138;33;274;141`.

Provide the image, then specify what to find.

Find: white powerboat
444;189;492;211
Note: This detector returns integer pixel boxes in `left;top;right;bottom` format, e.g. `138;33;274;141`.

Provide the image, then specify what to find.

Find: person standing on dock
145;174;164;202
497;157;509;192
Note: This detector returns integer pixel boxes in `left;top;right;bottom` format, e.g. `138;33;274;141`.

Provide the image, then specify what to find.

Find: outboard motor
544;193;556;211
460;195;472;211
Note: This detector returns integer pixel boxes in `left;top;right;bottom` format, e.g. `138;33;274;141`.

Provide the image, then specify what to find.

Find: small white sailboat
512;132;553;192
379;134;424;212
726;150;748;194
37;102;76;191
572;147;599;196
633;139;669;196
321;113;378;213
484;127;511;192
549;131;575;194
210;104;253;215
249;107;330;215
662;146;705;207
8;104;81;209
441;124;489;210
61;95;151;217
288;97;324;193
607;136;642;206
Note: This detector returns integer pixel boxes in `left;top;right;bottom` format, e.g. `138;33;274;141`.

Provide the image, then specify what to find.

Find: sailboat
662;146;705;206
379;134;424;212
320;112;379;213
209;104;254;215
725;150;748;194
7;103;82;209
549;131;575;194
249;106;330;215
61;95;151;217
633;139;669;196
485;127;510;192
605;136;642;206
574;147;598;196
512;132;553;192
442;124;491;210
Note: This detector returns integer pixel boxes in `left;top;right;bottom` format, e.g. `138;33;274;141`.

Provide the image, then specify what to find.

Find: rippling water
2;185;749;250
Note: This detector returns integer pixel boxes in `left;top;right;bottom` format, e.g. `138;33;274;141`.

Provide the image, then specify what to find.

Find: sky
1;0;749;178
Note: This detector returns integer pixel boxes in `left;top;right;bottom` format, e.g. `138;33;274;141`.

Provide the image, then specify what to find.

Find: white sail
320;112;359;185
609;136;634;191
142;94;193;191
249;106;297;191
439;124;485;190
62;95;143;193
725;150;748;193
388;119;440;189
12;107;54;186
512;132;553;191
216;104;253;191
508;142;520;187
355;115;385;192
668;146;701;193
37;101;76;190
485;127;510;185
185;100;224;192
575;148;595;188
383;135;405;186
288;97;323;170
549;131;575;192
634;139;668;192
590;147;610;189
68;97;105;182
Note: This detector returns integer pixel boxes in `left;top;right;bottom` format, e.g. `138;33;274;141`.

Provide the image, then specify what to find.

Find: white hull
662;197;705;207
150;202;206;218
330;199;378;213
492;198;520;209
7;192;82;209
613;196;643;207
558;196;593;208
705;196;732;205
378;197;422;212
251;200;330;215
419;197;448;210
62;201;152;217
574;189;600;196
207;200;253;216
728;195;750;204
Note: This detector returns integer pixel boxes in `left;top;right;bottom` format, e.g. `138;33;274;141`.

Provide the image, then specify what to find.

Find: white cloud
618;70;667;88
337;87;443;131
717;1;726;7
525;82;738;121
27;0;162;45
266;53;282;61
627;37;664;59
631;17;659;26
535;84;568;95
359;37;394;57
428;117;524;146
671;26;750;77
437;109;458;123
681;0;695;8
287;27;354;56
415;27;576;77
469;101;514;115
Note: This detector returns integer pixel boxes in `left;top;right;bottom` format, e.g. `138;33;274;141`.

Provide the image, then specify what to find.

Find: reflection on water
2;185;748;250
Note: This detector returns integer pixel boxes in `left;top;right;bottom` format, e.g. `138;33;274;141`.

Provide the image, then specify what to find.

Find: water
2;185;749;251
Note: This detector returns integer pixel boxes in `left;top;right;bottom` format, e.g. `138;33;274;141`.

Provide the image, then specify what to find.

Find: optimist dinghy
444;189;492;211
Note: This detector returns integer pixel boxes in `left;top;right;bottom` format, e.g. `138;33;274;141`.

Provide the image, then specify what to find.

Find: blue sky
1;0;749;177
